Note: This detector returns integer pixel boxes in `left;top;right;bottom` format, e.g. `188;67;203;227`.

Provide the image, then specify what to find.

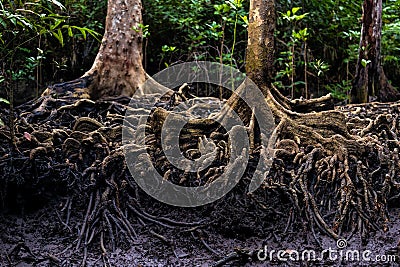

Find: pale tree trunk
245;0;275;93
241;0;333;114
223;0;276;126
48;0;146;99
351;0;399;103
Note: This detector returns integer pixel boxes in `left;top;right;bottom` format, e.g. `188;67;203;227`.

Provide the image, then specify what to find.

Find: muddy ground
0;189;399;266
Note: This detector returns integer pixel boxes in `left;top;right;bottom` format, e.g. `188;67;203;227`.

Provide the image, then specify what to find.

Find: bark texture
47;0;146;100
85;0;145;99
351;0;399;103
245;0;275;91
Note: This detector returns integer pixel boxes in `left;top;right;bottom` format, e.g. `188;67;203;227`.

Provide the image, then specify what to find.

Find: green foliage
382;0;400;86
133;23;150;38
275;7;310;97
361;59;371;68
274;1;361;98
0;0;104;102
280;7;309;22
162;45;177;53
160;45;178;67
143;0;248;72
325;80;351;100
0;0;100;48
292;28;309;42
0;0;399;103
310;59;330;77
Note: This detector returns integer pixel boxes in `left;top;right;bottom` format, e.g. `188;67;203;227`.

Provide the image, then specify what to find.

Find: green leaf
361;59;371;67
75;26;87;39
58;29;64;46
295;13;309;21
240;15;248;26
292;7;302;15
293;81;305;86
0;17;6;28
227;0;237;10
50;18;63;30
52;28;64;46
67;26;73;37
222;3;230;12
0;97;10;104
162;45;177;52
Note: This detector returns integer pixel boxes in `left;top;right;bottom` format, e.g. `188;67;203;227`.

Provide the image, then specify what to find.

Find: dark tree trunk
351;0;399;103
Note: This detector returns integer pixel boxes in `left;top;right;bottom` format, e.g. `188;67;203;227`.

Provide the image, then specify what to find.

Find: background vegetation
1;0;399;103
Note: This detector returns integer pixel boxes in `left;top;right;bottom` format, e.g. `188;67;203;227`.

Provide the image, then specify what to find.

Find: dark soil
0;198;399;266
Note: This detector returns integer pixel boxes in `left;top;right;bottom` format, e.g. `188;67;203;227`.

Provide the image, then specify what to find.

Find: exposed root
0;95;209;265
1;84;400;264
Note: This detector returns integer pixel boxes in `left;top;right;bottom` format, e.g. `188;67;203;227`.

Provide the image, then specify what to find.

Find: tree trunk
245;0;275;93
47;0;146;100
243;0;334;113
351;0;399;103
